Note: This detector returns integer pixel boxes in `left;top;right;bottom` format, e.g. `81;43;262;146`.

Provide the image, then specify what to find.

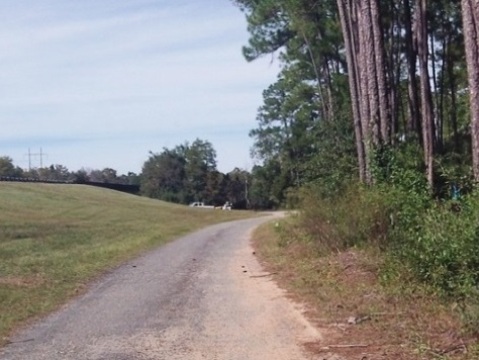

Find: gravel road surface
1;215;321;360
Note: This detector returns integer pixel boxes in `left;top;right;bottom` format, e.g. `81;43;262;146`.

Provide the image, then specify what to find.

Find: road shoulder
251;219;475;360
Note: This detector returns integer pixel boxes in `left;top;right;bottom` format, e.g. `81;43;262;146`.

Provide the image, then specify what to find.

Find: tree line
140;138;276;209
233;0;479;198
0;156;140;186
0;138;276;209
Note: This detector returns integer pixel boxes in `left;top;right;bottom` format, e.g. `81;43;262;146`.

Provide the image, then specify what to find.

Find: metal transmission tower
26;148;47;171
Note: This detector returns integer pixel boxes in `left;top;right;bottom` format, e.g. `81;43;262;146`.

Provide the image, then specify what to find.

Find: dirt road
1;215;321;360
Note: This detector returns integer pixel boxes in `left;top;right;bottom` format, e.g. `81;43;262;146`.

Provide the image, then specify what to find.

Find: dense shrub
398;195;479;296
294;174;479;300
296;183;392;251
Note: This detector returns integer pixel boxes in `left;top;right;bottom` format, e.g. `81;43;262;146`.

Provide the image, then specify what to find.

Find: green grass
0;183;256;342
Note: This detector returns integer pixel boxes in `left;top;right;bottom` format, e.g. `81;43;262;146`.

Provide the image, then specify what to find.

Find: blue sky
0;0;279;174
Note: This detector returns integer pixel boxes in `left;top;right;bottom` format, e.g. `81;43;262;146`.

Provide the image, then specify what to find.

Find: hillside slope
0;183;254;342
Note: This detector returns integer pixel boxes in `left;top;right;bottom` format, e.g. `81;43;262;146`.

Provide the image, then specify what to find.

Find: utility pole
244;175;250;209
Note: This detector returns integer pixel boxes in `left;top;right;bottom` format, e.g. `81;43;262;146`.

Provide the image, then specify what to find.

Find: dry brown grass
252;220;479;359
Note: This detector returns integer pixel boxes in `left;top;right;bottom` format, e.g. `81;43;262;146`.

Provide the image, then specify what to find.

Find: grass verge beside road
252;216;479;359
0;183;256;344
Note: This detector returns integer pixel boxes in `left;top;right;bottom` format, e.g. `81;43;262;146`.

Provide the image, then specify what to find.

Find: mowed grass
0;183;256;343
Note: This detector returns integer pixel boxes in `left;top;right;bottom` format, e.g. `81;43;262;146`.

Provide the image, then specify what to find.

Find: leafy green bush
294;164;479;301
396;195;479;296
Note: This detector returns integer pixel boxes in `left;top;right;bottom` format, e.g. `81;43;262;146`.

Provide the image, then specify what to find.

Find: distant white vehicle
189;202;202;207
189;202;214;209
189;201;232;210
222;201;232;211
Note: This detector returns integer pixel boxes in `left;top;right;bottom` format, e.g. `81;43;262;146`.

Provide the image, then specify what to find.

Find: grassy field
0;183;256;343
252;218;479;359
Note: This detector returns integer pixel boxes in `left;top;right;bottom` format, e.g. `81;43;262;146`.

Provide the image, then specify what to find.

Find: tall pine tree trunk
462;0;479;181
416;0;435;188
387;0;401;143
370;0;391;145
359;0;379;148
337;0;367;182
404;0;421;138
446;36;460;152
337;0;391;184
